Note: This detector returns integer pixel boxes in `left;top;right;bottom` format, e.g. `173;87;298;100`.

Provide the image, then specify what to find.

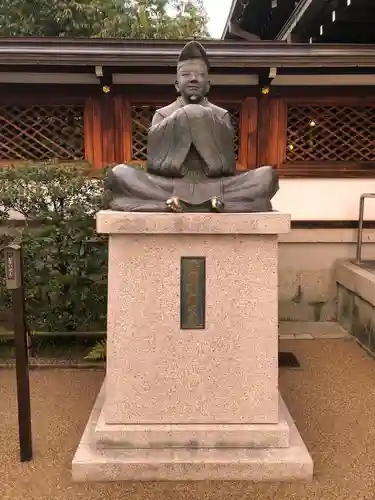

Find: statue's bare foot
210;197;224;212
166;197;183;212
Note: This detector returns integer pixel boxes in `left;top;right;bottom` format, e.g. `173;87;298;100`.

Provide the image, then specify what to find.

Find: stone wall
278;229;375;322
336;260;375;353
337;285;375;352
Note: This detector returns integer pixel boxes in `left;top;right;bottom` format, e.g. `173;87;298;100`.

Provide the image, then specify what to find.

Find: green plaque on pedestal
180;257;206;330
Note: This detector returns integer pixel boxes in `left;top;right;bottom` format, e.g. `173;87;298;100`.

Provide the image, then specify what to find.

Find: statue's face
175;59;210;103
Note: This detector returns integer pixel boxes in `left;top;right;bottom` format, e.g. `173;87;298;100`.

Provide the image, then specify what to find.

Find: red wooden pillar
238;97;258;170
257;97;287;168
84;97;103;169
113;96;132;164
84;95;118;169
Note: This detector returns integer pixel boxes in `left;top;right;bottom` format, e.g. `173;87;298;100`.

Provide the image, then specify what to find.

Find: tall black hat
177;40;210;70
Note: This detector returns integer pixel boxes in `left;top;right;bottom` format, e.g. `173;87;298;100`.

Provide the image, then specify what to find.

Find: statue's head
175;41;210;103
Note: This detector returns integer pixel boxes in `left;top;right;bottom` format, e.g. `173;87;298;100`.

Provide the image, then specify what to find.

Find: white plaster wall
273;179;375;221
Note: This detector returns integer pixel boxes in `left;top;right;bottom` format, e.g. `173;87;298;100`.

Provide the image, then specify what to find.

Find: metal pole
4;244;32;462
355;194;375;266
356;195;365;265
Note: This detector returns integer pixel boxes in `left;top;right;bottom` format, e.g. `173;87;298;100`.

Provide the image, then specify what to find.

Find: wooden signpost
4;243;32;462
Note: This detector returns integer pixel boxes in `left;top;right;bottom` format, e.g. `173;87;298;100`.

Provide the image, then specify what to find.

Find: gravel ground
1;338;375;500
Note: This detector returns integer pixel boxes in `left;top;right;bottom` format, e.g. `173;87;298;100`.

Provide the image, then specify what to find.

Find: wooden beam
302;0;351;41
221;0;238;39
272;74;375;86
0;72;98;84
293;0;374;43
276;0;317;41
3;38;375;68
228;21;261;41
112;73;259;86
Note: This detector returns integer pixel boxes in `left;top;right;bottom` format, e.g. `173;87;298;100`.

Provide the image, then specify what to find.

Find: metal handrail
355;193;375;264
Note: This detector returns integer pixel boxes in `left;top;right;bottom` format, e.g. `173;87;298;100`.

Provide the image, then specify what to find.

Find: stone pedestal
72;211;313;482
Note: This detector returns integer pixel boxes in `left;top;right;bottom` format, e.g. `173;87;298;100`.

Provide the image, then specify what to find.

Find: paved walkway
1;338;375;500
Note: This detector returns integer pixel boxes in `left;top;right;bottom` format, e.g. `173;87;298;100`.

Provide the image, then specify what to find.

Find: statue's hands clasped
182;103;213;120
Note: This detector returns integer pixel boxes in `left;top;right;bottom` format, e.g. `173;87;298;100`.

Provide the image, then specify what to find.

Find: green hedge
0;161;109;333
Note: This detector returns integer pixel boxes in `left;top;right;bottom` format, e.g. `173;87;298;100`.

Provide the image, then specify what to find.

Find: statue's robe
106;99;279;212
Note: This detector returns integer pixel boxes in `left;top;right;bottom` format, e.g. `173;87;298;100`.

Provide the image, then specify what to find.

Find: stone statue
106;40;279;213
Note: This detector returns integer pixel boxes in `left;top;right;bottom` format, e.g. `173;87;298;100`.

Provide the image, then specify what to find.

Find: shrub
0;161;108;332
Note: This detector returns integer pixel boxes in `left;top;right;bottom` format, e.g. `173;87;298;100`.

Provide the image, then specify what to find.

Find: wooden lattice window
131;104;241;162
132;105;161;161
0;104;84;161
227;106;240;160
286;105;375;163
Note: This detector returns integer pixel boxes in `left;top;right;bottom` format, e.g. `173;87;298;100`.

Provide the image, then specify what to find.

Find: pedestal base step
72;387;313;482
95;387;290;449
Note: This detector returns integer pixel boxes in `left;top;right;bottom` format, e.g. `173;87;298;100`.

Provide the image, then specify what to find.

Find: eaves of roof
0;38;374;68
221;0;238;39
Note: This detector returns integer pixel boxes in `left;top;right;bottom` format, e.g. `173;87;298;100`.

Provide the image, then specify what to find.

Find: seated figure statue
106;40;279;213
